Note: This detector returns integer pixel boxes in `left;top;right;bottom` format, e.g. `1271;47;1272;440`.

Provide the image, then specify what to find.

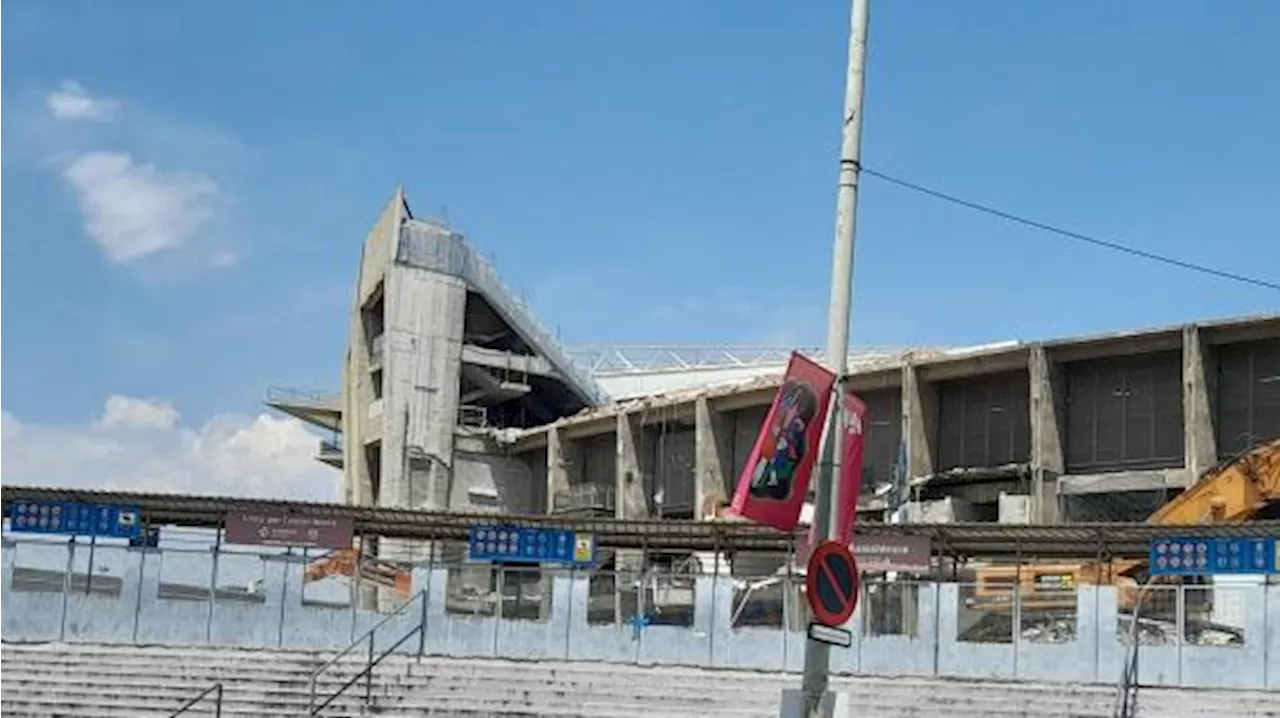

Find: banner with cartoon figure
729;352;836;532
805;387;868;549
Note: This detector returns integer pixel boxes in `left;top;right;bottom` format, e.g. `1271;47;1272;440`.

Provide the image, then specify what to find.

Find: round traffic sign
805;540;860;627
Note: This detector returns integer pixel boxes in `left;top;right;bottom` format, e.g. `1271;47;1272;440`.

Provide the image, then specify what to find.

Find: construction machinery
966;437;1280;639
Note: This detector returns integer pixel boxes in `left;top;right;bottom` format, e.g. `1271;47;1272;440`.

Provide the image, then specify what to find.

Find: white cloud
46;80;120;121
1;396;340;502
61;150;221;264
97;395;180;431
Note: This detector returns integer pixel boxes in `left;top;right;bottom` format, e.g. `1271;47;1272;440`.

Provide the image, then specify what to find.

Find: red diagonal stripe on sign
818;555;854;612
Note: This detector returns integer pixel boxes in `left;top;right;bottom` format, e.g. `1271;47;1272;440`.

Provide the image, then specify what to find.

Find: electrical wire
861;167;1280;293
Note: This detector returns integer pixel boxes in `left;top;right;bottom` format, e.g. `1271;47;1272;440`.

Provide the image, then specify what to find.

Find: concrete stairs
4;642;1280;718
0;642;391;717
376;657;1280;718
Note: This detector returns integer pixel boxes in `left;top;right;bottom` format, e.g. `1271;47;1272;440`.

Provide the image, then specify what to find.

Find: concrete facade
269;190;611;539
267;194;1279;531
507;315;1280;524
4;539;1279;691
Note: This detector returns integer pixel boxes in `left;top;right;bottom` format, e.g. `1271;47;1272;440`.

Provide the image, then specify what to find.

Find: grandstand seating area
4;642;1280;717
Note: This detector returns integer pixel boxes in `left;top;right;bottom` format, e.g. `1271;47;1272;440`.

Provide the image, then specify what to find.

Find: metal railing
265;387;340;405
458;404;489;429
565;345;825;375
1113;581;1152;718
552;483;616;514
168;682;223;718
1115;633;1140;718
307;589;428;716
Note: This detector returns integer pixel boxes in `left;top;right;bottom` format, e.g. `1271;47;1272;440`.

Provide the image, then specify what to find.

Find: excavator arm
1145;437;1280;525
969;438;1280;615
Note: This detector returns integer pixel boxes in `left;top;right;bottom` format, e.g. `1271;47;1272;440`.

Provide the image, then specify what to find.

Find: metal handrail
308;589;428;715
1113;581;1152;718
169;682;223;718
1114;620;1141;718
310;621;425;716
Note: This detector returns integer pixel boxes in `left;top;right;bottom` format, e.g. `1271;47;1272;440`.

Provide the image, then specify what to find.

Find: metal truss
563;345;906;376
265;387;341;404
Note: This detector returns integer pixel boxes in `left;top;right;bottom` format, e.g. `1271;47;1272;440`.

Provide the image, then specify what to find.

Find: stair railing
308;588;428;716
168;682;223;718
1113;581;1152;718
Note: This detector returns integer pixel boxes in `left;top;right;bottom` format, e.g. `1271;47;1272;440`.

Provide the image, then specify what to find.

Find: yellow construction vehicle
969;437;1280;620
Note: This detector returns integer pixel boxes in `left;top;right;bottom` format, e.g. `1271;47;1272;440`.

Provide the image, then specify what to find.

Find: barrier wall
3;537;1277;690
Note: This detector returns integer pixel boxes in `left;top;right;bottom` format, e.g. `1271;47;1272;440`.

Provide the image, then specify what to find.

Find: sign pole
801;0;870;715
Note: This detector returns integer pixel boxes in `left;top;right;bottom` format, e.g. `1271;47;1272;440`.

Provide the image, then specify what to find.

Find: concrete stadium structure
269;189;1280;543
5;189;1280;717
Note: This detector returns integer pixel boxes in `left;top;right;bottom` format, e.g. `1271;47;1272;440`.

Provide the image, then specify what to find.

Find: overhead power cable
861;166;1280;293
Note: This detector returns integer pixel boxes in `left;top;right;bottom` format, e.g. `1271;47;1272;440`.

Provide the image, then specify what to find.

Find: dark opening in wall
935;370;1031;471
644;422;695;518
361;291;385;340
1217;337;1280;457
1064;351;1183;473
859;388;902;490
365;442;382;505
1062;489;1173;523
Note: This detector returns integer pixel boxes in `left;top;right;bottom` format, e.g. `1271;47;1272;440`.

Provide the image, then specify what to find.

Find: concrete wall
339;201;610;524
729;406;769;479
342;192;408;506
382;267;468;514
452;452;540;514
5;538;1277;690
526;318;1280;524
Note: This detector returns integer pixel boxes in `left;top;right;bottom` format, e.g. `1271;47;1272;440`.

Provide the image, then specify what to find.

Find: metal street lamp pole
800;0;870;715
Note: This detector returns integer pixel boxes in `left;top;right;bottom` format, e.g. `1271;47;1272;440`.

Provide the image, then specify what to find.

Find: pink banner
833;389;867;546
729;352;836;533
804;388;868;552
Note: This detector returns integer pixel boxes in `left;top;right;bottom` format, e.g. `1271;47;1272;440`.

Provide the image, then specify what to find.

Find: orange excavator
969;437;1280;620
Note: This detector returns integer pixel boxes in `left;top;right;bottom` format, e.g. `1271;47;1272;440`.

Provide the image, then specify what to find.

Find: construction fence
2;536;1278;690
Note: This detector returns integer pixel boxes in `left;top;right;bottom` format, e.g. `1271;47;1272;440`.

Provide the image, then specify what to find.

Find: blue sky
3;0;1278;443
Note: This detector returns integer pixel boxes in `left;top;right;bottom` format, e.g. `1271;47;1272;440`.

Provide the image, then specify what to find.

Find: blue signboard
1149;537;1279;576
8;500;143;541
467;524;595;567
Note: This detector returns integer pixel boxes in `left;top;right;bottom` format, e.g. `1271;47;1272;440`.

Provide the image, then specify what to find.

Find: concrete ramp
396;219;609;407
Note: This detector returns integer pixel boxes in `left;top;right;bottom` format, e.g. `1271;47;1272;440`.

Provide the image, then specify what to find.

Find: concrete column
694;396;732;519
385;271;467;513
616;412;648;520
613;411;648;618
901;361;938;480
1183;324;1218;482
1029;344;1065;524
546;425;569;514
